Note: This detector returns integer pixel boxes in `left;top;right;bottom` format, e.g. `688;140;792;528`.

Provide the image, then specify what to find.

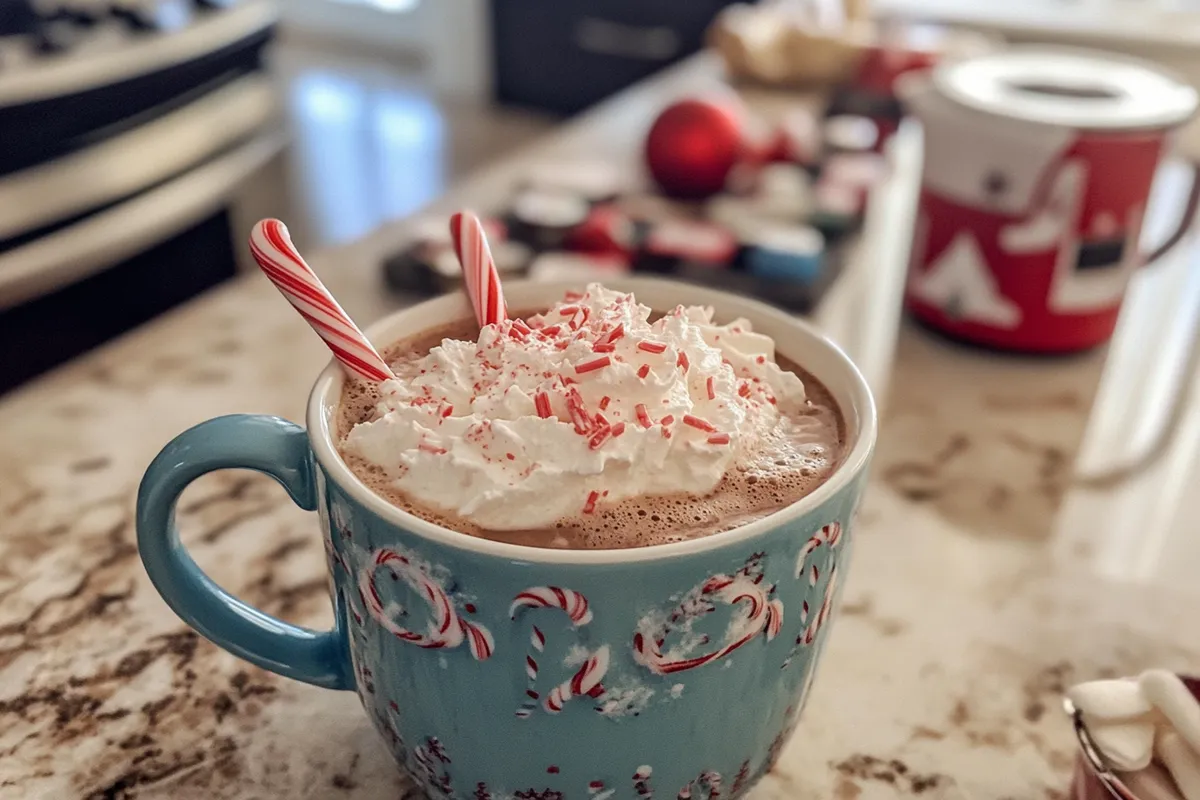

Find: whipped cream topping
1070;671;1200;800
342;284;810;530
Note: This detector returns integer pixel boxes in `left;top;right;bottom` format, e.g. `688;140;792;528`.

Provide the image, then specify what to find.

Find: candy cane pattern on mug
359;548;494;660
632;765;655;798
676;771;722;800
781;522;843;670
633;554;783;675
509;587;610;717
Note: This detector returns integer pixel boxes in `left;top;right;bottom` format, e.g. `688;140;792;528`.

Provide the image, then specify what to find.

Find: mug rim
306;277;877;565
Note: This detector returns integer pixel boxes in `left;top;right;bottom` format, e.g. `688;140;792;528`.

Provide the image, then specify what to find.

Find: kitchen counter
5;55;1200;799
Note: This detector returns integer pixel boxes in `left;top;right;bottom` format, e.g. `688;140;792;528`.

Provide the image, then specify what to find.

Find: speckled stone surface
5;56;1200;800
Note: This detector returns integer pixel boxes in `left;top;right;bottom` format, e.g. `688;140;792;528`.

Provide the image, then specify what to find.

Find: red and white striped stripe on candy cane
781;521;844;670
249;219;394;383
509;586;593;625
450;211;508;327
359;548;494;660
509;586;608;717
632;555;782;676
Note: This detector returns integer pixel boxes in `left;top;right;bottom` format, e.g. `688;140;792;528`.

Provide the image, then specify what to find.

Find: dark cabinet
492;0;745;114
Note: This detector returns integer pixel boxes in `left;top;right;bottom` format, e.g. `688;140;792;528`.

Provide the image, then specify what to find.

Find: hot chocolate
337;284;844;549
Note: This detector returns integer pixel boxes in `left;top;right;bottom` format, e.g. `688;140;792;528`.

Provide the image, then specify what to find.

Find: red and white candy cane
796;521;842;638
781;521;844;669
249;219;394;383
509;586;609;717
450;211;508;327
359;549;494;660
633;556;783;676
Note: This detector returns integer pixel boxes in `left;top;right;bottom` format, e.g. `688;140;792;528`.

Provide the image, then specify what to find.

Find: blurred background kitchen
5;0;1200;393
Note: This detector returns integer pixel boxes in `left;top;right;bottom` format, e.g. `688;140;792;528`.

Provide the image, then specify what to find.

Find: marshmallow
1069;679;1153;721
1121;762;1187;800
1141;671;1200;755
1157;731;1200;800
1071;671;1200;800
1086;717;1156;771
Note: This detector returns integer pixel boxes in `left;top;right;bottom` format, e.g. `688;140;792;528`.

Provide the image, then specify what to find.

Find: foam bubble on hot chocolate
340;284;836;535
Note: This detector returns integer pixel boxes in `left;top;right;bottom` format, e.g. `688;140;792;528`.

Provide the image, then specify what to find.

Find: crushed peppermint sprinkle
593;343;616;353
564;290;583;301
588;426;612;450
603;324;625;344
566;388;591;434
707;433;731;445
682;414;716;432
506;452;516;460
598;396;611;411
637;364;650;379
756;355;766;364
660;414;675;426
635;404;652;428
661;425;672;439
570;308;590;330
539;324;561;337
534;392;552;419
706;377;716;400
677;352;690;372
611;422;626;437
637;341;667;354
558;305;580;316
739;382;752;398
441;404;454;418
583;490;600;514
575;356;612;374
594;412;609;427
418;441;447;455
555;340;570;350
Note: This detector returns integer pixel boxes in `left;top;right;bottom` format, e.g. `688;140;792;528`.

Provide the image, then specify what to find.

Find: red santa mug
902;48;1200;353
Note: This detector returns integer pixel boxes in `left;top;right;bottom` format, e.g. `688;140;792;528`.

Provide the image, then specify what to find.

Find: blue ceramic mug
137;278;876;799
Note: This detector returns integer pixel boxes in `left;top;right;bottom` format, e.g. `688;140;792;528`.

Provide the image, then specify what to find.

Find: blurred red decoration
645;98;746;199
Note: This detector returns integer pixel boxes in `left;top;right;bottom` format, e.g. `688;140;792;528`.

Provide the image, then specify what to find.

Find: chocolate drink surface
337;286;844;549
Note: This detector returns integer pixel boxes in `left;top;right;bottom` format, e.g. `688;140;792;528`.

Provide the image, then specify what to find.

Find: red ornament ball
645;98;746;199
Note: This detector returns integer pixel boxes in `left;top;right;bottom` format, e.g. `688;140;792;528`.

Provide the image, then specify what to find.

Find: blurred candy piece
528;252;630;283
758;163;815;219
810;179;865;241
507;187;591;250
565;204;638;259
744;225;825;283
777;108;823;166
824;114;879;153
640;219;739;273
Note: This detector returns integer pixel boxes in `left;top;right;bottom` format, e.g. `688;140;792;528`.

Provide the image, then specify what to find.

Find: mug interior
306;277;877;564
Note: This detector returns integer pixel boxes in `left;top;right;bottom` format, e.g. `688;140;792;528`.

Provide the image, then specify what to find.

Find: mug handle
1143;162;1200;265
136;414;352;690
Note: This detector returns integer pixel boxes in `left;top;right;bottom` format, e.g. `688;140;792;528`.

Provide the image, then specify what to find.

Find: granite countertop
5;56;1200;799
